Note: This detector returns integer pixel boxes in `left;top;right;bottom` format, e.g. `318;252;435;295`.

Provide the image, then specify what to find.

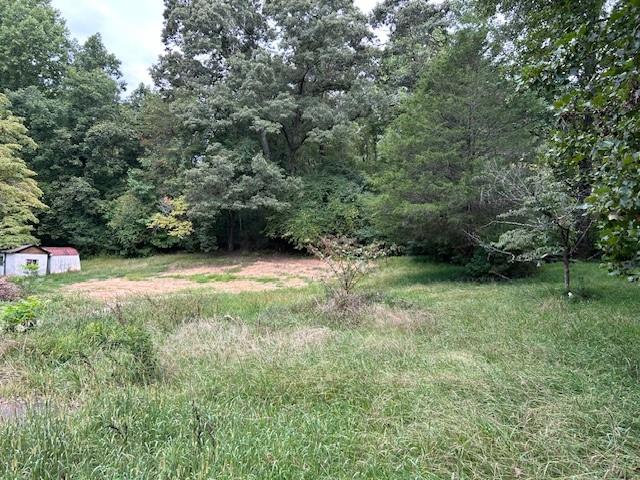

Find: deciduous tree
0;94;46;248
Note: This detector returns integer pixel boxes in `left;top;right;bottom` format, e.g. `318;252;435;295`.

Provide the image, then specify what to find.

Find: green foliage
1;296;42;332
107;190;155;256
186;149;294;251
6;32;141;253
0;93;46;249
370;0;449;90
461;248;536;281
0;0;70;91
268;169;373;248
481;165;591;292
147;196;194;247
372;29;542;256
2;0;635;279
478;0;640;278
34;319;158;383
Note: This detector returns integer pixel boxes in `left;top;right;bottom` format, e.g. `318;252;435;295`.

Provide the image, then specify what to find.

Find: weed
1;296;43;332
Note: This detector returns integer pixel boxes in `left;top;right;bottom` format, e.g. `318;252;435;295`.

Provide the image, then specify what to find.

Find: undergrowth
0;256;638;479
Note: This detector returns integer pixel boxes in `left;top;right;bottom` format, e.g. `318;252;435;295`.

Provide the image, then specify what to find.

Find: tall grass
1;256;639;479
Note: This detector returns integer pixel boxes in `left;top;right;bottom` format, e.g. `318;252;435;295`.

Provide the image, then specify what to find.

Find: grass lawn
1;255;639;479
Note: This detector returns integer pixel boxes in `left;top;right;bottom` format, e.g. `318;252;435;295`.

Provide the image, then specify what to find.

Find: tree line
1;0;638;289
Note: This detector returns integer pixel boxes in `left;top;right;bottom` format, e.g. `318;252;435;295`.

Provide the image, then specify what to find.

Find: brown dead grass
64;278;197;301
161;255;328;280
0;339;19;359
64;255;328;301
0;397;28;422
0;278;21;301
160;319;333;367
367;304;437;331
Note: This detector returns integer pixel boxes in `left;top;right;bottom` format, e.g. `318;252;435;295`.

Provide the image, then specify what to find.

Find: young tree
147;196;194;248
0;94;46;248
481;165;591;293
477;0;640;279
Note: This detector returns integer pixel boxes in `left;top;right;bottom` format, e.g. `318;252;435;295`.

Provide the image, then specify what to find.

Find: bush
1;296;43;332
463;249;536;281
308;236;391;318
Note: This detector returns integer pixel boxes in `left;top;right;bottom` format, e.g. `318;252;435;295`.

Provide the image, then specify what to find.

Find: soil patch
63;255;328;301
162;255;328;280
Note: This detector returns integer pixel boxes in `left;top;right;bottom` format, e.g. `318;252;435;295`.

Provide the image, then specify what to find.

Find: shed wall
48;255;81;274
4;253;49;276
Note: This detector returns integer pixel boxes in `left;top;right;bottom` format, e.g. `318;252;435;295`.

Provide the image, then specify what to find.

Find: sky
51;0;382;91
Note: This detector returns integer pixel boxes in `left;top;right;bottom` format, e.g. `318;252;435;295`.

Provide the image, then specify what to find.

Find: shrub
1;296;43;332
463;248;536;281
308;236;391;318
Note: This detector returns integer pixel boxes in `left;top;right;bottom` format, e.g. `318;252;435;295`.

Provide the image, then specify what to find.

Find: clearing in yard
59;254;328;300
1;254;639;479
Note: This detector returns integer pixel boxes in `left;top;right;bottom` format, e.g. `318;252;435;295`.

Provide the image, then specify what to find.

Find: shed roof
0;245;80;256
0;245;48;254
42;247;79;256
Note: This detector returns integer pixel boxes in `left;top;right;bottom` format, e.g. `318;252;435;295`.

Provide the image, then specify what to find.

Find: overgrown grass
1;255;639;479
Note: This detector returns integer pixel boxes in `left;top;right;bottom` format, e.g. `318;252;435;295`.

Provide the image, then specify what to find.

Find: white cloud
51;0;382;89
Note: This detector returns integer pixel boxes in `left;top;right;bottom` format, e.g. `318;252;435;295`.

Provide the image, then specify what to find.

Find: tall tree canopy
0;0;70;92
8;34;141;253
0;0;636;284
370;29;542;255
0;94;46;248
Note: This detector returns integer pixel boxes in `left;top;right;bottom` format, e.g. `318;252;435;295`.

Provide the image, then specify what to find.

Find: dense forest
1;0;638;286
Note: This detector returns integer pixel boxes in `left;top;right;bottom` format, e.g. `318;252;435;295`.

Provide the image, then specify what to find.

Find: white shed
0;245;81;277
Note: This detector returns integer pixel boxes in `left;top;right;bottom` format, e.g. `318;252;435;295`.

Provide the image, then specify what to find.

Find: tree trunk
563;250;571;293
259;130;271;161
227;213;235;252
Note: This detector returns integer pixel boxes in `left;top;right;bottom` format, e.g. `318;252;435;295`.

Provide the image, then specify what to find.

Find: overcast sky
51;0;381;91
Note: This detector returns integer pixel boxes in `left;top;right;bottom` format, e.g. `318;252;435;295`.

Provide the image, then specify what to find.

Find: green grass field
1;255;639;479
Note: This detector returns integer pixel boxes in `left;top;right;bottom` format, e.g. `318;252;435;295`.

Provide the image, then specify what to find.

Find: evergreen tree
185;148;294;251
372;29;542;256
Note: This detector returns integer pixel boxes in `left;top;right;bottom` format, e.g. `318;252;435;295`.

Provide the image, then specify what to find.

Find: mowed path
63;255;328;301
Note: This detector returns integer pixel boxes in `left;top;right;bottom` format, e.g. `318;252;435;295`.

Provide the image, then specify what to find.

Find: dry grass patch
0;339;19;359
63;255;327;300
366;304;437;331
163;255;328;281
160;319;333;368
0;397;29;422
